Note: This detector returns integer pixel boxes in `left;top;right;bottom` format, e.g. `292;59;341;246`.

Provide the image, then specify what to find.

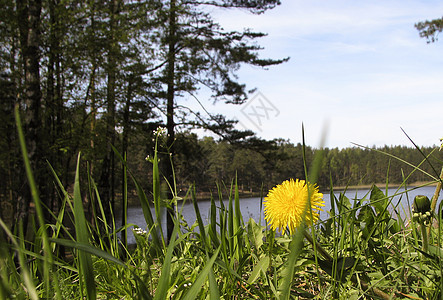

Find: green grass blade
278;226;305;300
227;182;234;258
15;105;53;296
208;195;220;248
122;152;128;250
152;137;164;245
50;238;126;268
234;175;243;228
182;247;221;300
153;223;180;300
73;153;96;300
191;185;207;250
208;266;220;300
233;175;244;264
132;175;162;253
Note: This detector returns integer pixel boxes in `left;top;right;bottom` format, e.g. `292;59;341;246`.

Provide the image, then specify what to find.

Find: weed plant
1;109;443;299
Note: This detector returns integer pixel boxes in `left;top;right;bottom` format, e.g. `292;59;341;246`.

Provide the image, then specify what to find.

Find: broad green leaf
370;185;388;214
248;218;264;250
248;255;270;284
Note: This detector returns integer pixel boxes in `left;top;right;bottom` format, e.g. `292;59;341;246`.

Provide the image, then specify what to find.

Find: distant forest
154;132;443;194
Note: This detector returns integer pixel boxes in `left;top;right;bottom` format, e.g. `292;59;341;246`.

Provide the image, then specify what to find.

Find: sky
186;0;443;149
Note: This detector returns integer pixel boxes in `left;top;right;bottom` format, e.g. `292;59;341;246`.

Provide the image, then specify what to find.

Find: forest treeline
167;132;443;194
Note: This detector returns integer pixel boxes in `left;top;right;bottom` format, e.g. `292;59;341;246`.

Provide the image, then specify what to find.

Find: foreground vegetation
2;119;443;299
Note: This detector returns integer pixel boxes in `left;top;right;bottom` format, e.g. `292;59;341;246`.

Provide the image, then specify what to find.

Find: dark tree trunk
0;75;17;227
99;0;120;222
120;76;133;251
46;0;64;214
165;0;177;242
16;0;44;233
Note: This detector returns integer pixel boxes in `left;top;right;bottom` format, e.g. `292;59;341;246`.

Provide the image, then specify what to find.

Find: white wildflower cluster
154;126;166;136
132;227;148;235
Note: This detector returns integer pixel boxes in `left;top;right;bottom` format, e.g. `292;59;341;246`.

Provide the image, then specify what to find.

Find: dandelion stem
421;223;429;253
303;230;332;261
430;167;443;214
427;167;443;239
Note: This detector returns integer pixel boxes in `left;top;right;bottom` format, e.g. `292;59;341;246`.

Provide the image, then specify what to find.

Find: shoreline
126;181;439;207
330;181;438;191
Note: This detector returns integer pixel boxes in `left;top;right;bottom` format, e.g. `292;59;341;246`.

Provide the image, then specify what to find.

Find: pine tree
151;0;288;240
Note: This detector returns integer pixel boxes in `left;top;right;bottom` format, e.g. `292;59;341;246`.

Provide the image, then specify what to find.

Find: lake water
124;185;439;244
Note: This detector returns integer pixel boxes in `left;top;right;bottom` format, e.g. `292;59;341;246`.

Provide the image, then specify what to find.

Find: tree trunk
165;0;177;242
99;0;120;222
121;76;133;251
16;0;44;233
46;0;64;214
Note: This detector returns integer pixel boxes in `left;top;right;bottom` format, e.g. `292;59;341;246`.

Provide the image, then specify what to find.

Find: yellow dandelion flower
264;179;324;234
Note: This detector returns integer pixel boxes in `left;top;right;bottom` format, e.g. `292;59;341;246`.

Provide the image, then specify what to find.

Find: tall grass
2;111;443;299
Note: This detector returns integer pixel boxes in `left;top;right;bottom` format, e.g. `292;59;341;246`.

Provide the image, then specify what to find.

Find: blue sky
188;0;443;148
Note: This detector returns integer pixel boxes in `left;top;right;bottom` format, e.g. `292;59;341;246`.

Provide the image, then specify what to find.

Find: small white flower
154;126;166;136
133;227;147;235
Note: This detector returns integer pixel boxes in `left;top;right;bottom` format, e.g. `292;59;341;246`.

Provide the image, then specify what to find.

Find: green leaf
248;255;270;284
278;226;305;300
370;185;388;214
247;218;264;250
